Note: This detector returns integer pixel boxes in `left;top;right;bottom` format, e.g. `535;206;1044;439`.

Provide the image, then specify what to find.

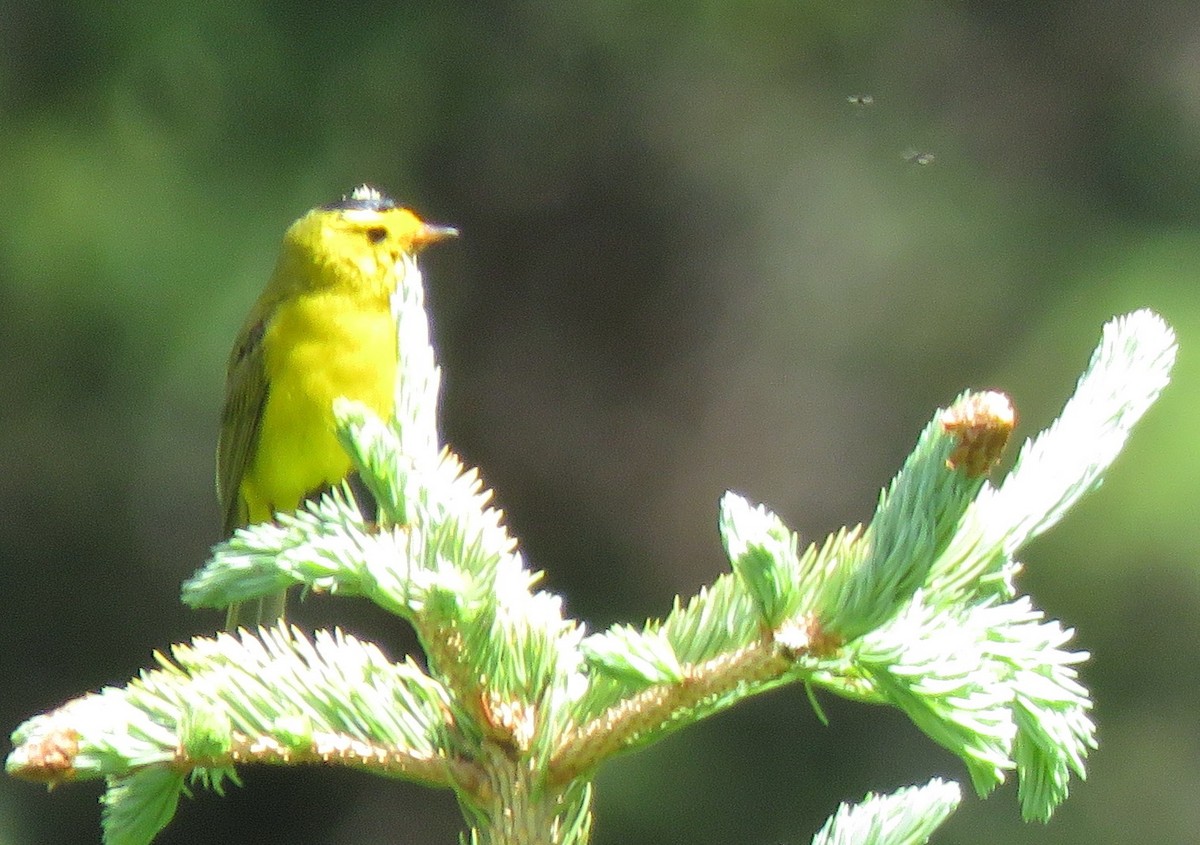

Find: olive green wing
217;312;289;629
217;315;268;536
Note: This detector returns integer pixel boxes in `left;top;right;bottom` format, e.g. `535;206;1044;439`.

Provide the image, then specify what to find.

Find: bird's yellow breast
239;289;397;522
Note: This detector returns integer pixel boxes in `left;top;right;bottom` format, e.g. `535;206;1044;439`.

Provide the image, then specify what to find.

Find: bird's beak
415;223;459;247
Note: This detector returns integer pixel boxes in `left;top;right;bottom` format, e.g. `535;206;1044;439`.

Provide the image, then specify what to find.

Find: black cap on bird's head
316;185;458;247
323;185;398;213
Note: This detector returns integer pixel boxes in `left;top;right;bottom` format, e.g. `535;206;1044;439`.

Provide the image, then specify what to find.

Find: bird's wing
217;314;269;536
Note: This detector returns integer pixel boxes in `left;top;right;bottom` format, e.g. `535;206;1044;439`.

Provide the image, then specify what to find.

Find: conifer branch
811;779;962;845
7;304;1177;845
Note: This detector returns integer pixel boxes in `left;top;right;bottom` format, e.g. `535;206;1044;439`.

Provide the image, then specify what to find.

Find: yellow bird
218;186;456;629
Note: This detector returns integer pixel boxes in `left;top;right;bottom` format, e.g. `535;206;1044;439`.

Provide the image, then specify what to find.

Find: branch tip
941;391;1016;476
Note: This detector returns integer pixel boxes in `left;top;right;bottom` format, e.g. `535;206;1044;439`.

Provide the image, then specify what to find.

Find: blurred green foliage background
2;2;1198;843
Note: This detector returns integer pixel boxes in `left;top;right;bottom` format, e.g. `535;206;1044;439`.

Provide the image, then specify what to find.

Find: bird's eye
365;226;388;244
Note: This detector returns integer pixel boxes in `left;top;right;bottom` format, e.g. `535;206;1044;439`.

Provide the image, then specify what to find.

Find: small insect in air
846;94;875;106
903;149;936;166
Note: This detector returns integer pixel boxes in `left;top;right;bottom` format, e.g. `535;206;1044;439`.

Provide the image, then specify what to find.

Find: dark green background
2;3;1197;843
